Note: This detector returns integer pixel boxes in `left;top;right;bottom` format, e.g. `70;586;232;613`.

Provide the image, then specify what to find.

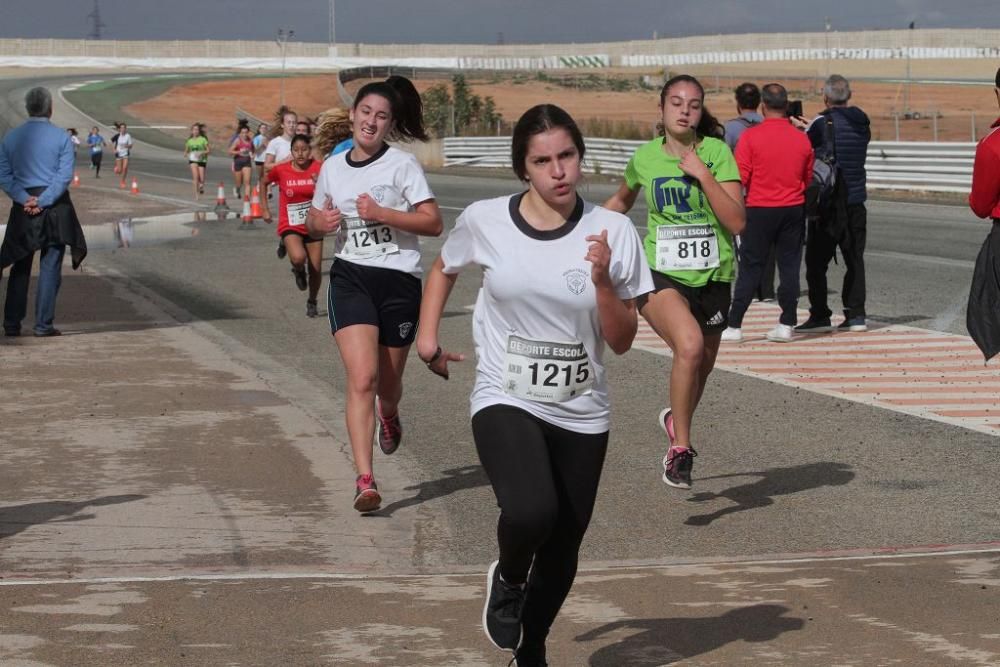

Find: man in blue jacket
0;87;87;337
796;74;872;333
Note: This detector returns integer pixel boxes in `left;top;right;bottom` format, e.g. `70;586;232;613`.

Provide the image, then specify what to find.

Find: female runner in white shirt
306;78;441;513
416;104;652;667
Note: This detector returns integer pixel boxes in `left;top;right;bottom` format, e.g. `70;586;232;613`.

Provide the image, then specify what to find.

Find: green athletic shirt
185;136;209;162
623;136;740;287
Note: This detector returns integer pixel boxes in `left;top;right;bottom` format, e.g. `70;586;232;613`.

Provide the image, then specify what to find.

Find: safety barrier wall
443;138;977;194
1;28;999;69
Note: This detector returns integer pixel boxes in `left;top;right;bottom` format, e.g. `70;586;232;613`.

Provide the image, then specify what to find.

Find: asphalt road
2;73;998;665
4;71;995;564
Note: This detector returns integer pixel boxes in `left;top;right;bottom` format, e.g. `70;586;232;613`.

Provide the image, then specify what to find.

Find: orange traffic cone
71;172;80;187
215;182;227;208
130;178;139;194
249;185;263;219
241;191;252;223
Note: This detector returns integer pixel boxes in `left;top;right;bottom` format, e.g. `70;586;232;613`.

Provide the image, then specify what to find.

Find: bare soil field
125;61;999;145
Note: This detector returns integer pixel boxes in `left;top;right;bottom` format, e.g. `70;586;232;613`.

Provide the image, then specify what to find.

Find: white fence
443;138;975;194
2;29;1000;70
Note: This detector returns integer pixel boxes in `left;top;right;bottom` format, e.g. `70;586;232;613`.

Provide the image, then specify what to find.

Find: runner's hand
308;195;341;237
585;229;613;288
356;193;383;222
678;145;709;182
427;348;465;381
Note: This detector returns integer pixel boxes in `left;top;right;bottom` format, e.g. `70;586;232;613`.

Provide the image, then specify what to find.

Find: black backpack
805;114;848;239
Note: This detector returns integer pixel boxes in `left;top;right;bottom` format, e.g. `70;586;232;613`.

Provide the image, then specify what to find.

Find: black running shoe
510;642;548;666
276;241;287;259
794;317;833;333
483;560;524;651
293;267;307;291
306;299;318;318
662;446;697;489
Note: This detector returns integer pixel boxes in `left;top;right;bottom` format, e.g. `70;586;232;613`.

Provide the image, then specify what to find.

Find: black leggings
472;404;608;648
91;152;102;176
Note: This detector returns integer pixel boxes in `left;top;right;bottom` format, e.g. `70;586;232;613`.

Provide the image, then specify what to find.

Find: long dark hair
658;74;724;140
510;104;585;182
354;76;429;143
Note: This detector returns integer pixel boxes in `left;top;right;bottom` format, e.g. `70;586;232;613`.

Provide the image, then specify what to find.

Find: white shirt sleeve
607;213;654;300
440;207;480;275
311;160;331;210
397;153;435;206
264;137;279;158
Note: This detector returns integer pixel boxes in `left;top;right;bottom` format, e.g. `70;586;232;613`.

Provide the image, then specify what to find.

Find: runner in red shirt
263;134;323;317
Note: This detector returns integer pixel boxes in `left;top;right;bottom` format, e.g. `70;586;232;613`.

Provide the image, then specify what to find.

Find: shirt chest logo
563;269;589;295
652;176;696;214
370;184;389;203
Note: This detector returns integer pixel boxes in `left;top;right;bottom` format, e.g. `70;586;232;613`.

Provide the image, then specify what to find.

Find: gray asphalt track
2;73;998;666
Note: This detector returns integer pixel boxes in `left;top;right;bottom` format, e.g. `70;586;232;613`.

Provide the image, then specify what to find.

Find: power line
86;0;106;40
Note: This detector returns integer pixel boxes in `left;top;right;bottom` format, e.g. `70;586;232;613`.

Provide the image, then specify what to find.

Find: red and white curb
632;302;999;437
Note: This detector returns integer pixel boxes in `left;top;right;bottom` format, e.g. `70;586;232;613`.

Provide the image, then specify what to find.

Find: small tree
422;83;452;137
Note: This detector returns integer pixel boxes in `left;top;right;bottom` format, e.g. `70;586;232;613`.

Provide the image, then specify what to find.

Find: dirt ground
125;61;1000;144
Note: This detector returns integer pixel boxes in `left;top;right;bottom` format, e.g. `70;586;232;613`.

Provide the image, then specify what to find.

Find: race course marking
632;302;999;436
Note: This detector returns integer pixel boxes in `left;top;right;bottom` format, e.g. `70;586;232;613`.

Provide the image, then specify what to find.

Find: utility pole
276;29;295;107
903;21;915;116
87;0;106;40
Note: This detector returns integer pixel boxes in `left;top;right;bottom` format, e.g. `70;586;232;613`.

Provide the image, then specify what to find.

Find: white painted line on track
867;249;975;269
3;543;999;588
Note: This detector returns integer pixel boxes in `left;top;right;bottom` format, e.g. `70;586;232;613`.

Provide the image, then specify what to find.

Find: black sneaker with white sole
293;267;307;291
483;560;524;651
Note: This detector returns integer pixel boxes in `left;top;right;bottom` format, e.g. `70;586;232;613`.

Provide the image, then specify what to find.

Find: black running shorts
638;270;731;334
327;257;421;347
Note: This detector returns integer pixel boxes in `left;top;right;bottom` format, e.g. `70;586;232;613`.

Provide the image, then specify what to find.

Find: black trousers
805;203;867;320
729;205;805;327
472;404;608;649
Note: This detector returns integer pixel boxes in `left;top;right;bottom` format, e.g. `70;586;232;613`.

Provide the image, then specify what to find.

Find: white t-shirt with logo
115;133;132;158
311;144;435;277
441;193;654;434
264;136;292;163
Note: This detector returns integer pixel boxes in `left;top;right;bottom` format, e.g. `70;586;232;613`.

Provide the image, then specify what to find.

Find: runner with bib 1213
305;76;442;515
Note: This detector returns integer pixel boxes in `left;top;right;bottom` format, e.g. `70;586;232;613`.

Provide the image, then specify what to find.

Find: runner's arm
356;196;443;237
604;182;640;214
702;179;745;236
587;229;639;355
416;256;465;379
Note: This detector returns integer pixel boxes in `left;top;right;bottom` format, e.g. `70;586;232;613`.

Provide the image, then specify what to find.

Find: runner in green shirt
605;74;745;491
184;123;210;200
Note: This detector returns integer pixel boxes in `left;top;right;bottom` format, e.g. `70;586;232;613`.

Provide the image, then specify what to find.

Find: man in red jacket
721;83;814;343
966;67;1000;361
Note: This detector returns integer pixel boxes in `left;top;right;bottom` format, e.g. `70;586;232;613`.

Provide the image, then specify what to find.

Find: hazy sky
3;0;999;44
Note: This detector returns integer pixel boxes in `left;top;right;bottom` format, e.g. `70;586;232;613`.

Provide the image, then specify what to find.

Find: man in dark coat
0;87;87;337
966;67;1000;362
796;74;872;334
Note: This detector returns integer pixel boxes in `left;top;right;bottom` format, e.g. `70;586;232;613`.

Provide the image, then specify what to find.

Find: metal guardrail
443;137;977;194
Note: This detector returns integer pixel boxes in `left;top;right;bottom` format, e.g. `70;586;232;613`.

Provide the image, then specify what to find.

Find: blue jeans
3;245;66;334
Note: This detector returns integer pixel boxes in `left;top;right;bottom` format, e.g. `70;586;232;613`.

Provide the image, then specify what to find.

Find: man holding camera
721;83;814;343
796;74;872;333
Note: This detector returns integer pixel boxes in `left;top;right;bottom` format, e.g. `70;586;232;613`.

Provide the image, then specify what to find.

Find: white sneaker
766;323;794;342
720;327;743;343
